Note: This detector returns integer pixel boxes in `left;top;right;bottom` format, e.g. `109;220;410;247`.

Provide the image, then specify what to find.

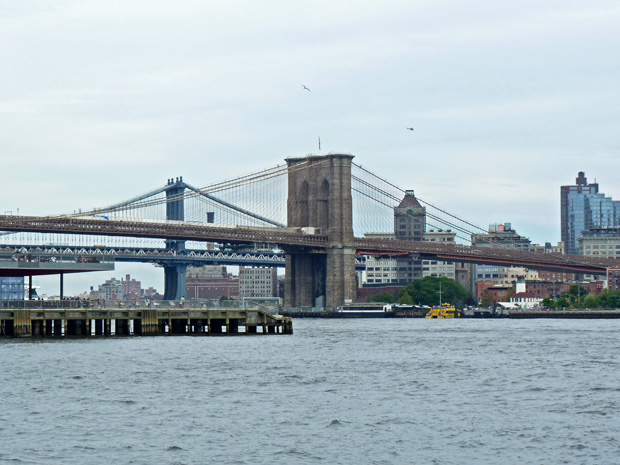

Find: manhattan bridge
1;154;616;309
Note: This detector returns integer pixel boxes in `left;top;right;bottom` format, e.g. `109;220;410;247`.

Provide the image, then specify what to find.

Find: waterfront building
394;190;425;282
364;229;457;284
98;278;123;301
363;192;470;295
422;230;456;279
186;265;239;300
509;278;542;309
90;277;161;301
365;255;399;285
578;227;620;258
561;171;620;255
530;242;565;254
537;269;575;282
481;285;512;303
471;223;531;250
607;268;620;292
471;223;531;290
559;281;605;296
454;262;473;294
495;267;539;287
360;233;401;298
510;292;542;309
238;266;277;298
121;274;142;300
522;281;564;299
360;190;427;287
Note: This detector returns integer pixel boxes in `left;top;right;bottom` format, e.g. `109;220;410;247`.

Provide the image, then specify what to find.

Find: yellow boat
425;303;461;319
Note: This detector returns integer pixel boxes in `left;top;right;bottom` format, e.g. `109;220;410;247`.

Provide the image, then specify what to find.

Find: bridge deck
2;215;620;274
0;258;114;276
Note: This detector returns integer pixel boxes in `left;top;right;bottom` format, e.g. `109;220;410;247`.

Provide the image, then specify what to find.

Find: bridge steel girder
0;216;328;247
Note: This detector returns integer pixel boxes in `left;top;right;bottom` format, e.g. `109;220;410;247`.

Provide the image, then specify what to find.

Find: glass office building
561;172;620;255
0;276;25;300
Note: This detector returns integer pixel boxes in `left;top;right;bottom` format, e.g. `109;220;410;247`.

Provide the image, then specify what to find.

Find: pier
0;300;292;337
508;310;620;319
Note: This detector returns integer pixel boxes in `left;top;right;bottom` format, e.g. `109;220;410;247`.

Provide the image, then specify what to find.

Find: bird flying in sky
302;85;310;92
406;127;414;130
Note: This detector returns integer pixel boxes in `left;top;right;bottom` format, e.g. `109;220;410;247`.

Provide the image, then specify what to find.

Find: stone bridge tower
285;153;357;309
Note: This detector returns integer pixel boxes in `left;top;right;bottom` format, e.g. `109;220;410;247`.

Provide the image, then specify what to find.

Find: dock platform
0;302;292;337
508;310;620;319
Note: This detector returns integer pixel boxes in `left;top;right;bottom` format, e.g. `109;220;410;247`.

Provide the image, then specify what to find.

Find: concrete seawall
508;310;620;319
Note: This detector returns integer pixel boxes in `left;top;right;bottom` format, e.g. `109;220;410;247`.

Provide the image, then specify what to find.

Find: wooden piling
14;309;32;337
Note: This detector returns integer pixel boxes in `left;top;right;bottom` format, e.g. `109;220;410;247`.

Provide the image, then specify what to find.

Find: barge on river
281;303;428;318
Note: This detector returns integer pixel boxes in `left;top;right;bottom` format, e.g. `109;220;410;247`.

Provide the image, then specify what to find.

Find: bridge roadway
0;245;287;267
1;215;618;274
355;238;620;274
0;245;371;269
0;215;326;248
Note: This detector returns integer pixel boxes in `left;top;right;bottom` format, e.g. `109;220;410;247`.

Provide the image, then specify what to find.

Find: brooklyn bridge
1;153;617;308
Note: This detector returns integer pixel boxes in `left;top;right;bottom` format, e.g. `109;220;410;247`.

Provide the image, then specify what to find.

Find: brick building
186;265;239;300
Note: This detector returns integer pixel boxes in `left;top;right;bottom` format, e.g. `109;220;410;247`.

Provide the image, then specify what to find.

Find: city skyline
2;1;620;294
20;168;620;297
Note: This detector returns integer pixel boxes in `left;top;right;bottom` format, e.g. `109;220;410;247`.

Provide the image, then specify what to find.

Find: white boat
335;303;393;317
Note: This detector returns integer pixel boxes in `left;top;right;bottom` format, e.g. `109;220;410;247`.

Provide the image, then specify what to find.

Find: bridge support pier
325;247;357;309
285;253;325;308
163;263;187;301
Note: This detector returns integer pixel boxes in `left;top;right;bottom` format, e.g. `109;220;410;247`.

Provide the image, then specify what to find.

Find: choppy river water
1;318;619;464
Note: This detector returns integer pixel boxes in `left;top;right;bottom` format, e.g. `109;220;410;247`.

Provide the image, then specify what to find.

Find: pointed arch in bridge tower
285;154;356;309
298;180;309;226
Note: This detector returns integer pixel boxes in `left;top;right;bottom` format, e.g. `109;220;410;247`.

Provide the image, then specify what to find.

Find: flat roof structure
0;258;114;277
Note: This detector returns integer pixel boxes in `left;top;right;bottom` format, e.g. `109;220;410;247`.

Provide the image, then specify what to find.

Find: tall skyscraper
561;172;620;255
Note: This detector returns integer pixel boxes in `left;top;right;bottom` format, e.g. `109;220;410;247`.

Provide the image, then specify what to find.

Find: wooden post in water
142;309;158;336
14;309;32;337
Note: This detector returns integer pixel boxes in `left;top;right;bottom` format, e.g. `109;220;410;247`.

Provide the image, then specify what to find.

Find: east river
1;319;618;464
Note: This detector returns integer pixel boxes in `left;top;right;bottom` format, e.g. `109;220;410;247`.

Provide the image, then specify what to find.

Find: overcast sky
2;1;620;295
